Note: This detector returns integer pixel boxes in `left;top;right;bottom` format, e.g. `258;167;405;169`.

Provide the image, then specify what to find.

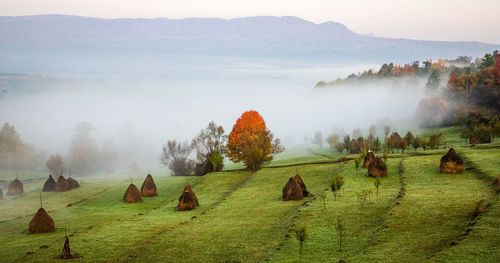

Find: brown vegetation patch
349;139;361;154
194;160;212;176
42;175;56;192
66;177;80;189
293;174;309;197
141;174;157;197
29;208;55;234
54;176;70;192
282;176;303;201
440;148;464;174
390;132;403;148
7;178;24;195
123;184;142;203
0;187;3;201
363;151;375;168
368;157;388;177
469;136;492;144
178;184;199;211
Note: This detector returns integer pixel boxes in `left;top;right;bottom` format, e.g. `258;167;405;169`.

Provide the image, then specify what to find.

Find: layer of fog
0;58;427;170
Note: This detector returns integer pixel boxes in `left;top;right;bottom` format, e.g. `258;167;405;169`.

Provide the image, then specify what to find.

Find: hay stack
43;175;56;192
178;184;199;211
0;187;3;201
282;177;303;201
54;176;70;192
363;151;375;168
67;177;80;189
294;174;309;197
141;174;157;197
123;184;142;203
29;207;55;234
440;148;464;174
7;178;23;195
368;157;388;177
349;139;361;154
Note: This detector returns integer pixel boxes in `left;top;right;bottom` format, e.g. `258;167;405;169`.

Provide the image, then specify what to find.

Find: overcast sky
2;0;500;44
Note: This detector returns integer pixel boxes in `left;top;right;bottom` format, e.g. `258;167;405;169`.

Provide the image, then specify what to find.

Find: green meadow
0;130;499;262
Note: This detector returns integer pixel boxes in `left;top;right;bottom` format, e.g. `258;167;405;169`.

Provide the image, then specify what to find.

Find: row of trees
315;56;471;88
324;129;445;155
160;111;284;176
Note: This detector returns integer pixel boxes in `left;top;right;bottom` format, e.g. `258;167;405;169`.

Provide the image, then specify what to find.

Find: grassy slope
271;158;401;262
124;163;340;263
430;148;500;263
352;154;491;263
0;172;251;262
0;133;498;262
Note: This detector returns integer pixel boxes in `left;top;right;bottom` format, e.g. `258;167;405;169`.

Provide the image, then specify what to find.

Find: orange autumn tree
226;110;284;171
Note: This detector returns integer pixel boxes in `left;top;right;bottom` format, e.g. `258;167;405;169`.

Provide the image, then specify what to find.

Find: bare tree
191;121;227;173
160;140;194;176
45;154;63;176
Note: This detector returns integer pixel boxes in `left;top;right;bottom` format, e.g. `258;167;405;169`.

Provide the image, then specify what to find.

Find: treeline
0;123;42;170
0;121;119;176
454;112;500;144
312;126;446;155
446;51;500;110
315;56;472;88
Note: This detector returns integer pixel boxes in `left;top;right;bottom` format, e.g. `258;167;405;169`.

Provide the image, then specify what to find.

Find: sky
1;0;500;44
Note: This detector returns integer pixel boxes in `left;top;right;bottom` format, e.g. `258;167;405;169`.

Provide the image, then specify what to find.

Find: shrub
331;175;344;200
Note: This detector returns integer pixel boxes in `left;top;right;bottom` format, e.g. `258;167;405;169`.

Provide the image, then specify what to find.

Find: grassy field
0;129;498;262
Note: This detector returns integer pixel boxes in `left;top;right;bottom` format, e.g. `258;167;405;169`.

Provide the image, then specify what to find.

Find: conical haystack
7;178;23;195
54;176;70;192
123;184;142;203
440;148;464;174
349;139;361;154
67;177;80;189
368;157;388;177
282;177;303;201
293;174;309;197
0;187;3;201
43;175;56;192
363;151;375;168
178;184;199;211
141;174;157;197
29;207;55;234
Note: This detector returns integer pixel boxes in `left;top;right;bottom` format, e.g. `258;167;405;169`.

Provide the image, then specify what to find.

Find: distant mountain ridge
0;15;358;44
0;15;498;70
